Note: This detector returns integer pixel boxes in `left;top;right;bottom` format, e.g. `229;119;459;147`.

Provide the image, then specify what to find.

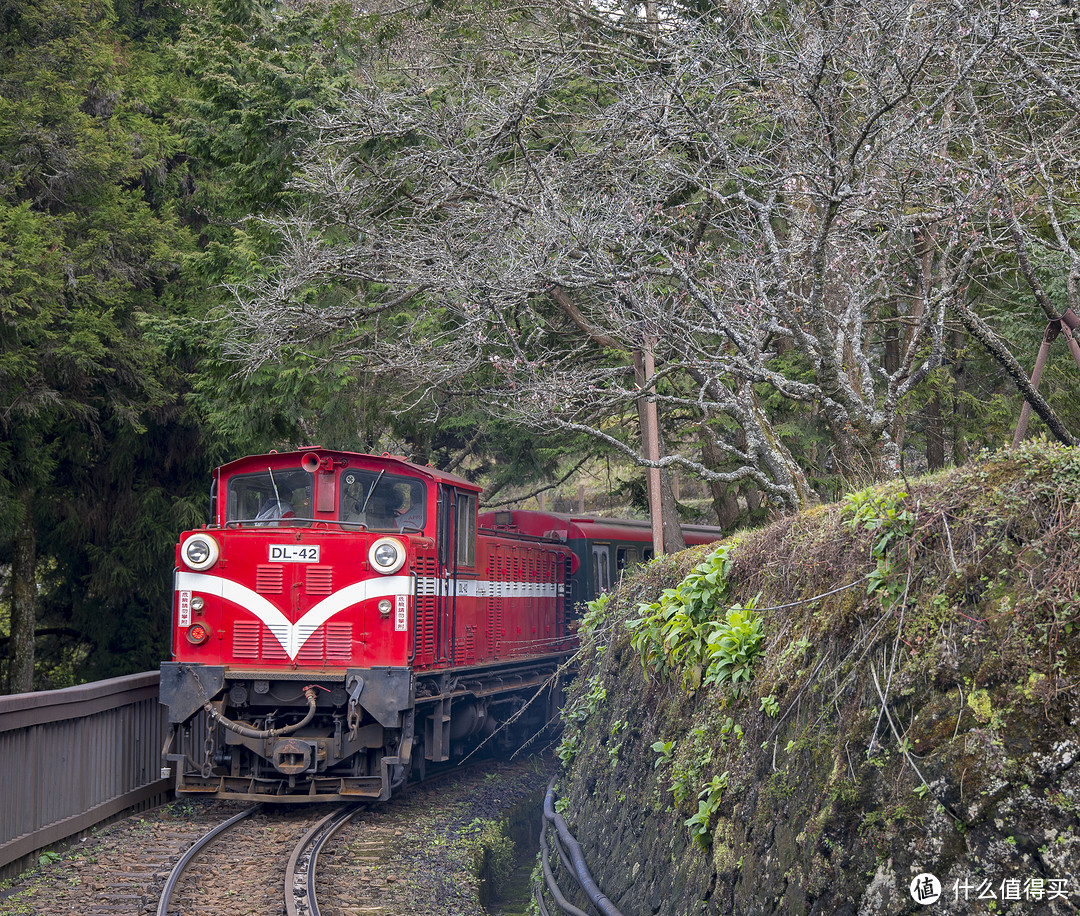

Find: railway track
284;804;358;916
157;803;327;916
0;757;548;916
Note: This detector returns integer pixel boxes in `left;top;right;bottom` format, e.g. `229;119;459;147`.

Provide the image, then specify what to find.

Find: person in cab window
291;490;312;519
255;499;293;525
389;486;424;531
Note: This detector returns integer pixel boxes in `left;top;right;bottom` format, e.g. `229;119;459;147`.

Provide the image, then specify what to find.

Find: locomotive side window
226;470;314;526
339;470;427;532
457;492;477;566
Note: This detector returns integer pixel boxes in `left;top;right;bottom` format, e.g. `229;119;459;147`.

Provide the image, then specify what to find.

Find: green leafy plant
842;487;915;554
608;720;627;766
580;592;612;638
628;543;766;696
651;739;677;768
685;772;729;848
563;674;607;724
667;725;721;812
759;694;780;717
669;768;694;808
719;716;744;746
628;544;737;677
841;487;916;606
703;598;764;696
555;733;580;767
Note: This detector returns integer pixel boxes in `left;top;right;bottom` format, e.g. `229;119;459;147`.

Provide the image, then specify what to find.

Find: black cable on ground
540;819;591;916
543;778;625;916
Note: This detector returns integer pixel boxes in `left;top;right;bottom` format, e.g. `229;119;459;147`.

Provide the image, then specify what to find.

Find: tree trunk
659;467;686;552
926;388;946;471
10;489;37;694
634;349;685;553
701;439;738;529
950;328;967;466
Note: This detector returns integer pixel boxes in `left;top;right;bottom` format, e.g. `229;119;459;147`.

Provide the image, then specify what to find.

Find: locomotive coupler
271;737;320;776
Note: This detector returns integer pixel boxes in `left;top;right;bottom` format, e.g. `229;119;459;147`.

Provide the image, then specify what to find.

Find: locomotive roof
216;448;481;493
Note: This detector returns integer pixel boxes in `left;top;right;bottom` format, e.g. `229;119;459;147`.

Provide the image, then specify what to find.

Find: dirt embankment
553;442;1080;915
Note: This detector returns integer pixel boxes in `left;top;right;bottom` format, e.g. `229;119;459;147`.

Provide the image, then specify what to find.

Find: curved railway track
153;761;499;916
157;805;262;916
156;803;329;916
1;757;548;916
284;804;358;916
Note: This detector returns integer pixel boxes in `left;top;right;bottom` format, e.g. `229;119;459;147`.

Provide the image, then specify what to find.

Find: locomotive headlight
378;598;393;617
190;596;205;612
181;534;219;571
368;537;406;575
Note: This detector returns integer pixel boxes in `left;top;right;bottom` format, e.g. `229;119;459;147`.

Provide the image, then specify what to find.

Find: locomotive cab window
339;470;427;532
226;469;314;526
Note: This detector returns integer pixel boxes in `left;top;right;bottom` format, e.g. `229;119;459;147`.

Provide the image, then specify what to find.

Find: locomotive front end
160;450;431;801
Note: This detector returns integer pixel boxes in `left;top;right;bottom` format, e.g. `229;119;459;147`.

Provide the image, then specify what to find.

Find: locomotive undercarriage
160;657;567;802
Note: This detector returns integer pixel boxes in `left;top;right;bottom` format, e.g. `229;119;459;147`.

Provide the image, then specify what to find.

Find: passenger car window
591;545;611;596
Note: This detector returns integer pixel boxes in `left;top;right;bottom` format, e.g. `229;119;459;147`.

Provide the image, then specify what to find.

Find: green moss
553;444;1080;915
966;688;997;726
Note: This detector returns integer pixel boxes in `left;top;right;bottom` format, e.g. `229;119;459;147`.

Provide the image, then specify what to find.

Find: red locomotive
160;448;719;801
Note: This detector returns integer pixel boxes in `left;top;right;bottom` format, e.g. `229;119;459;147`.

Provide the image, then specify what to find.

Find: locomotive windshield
339;469;427;532
226;468;314;526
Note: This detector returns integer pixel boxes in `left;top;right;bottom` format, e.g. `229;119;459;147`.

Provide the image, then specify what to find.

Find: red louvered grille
233;620;260;658
306;566;333;595
414;551;438;667
262;630;287;660
453;627;475;666
255;565;283;594
296;629;324;664
488;549;505;659
326;623;351;660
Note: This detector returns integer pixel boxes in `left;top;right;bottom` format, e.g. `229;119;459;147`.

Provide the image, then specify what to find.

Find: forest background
2;0;1080;693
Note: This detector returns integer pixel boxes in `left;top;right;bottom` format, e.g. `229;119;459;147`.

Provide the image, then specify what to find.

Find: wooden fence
0;671;171;878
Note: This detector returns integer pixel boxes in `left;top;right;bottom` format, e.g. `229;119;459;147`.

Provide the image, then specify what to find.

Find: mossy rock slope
554;442;1080;915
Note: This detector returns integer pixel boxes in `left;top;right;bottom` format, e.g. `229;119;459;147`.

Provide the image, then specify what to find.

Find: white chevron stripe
176;573;561;660
177;572;412;659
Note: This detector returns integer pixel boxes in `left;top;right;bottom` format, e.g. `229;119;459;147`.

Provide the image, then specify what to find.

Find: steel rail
284;757;490;916
156;805;261;916
285;805;359;916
